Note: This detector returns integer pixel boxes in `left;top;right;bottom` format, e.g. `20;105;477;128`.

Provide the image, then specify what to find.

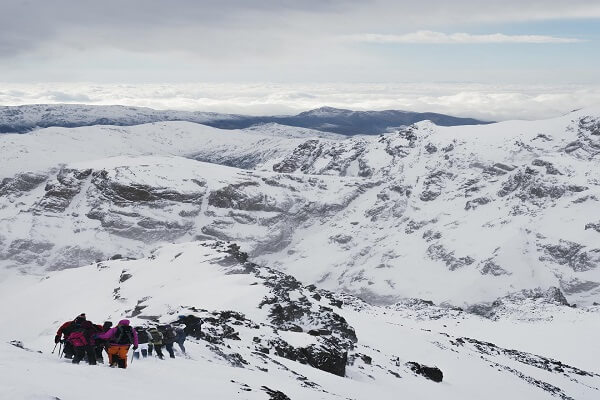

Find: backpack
114;325;134;345
147;328;163;344
164;327;176;341
135;327;149;344
67;331;88;347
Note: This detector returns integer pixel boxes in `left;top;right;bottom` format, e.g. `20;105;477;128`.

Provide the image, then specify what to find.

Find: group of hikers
54;313;203;369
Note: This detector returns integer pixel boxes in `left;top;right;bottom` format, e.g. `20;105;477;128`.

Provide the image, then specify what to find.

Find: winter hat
78;313;86;320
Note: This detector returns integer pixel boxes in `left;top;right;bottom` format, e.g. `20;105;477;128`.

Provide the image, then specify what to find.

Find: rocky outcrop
34;168;91;213
406;362;443;382
0;172;47;197
540;240;600;272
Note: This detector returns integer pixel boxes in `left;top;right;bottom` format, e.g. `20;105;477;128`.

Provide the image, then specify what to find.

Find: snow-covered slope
1;108;599;307
2;240;598;400
2;104;600;400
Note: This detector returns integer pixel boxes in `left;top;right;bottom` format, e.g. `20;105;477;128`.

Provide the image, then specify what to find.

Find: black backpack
164;327;176;340
114;325;134;345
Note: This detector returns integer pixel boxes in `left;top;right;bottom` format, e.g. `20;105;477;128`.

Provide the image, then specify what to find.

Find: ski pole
52;342;58;354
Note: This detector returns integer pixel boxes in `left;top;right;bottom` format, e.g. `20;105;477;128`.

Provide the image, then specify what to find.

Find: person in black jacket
94;321;113;363
133;326;150;359
159;324;177;358
177;315;203;337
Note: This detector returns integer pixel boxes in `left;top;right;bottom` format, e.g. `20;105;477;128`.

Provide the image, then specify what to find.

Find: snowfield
1;105;600;399
1;241;599;400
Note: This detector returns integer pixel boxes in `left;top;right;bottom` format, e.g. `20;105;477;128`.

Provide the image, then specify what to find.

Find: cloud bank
348;31;583;44
1;82;599;121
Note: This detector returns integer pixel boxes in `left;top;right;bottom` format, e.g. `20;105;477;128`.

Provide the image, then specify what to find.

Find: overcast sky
1;0;599;118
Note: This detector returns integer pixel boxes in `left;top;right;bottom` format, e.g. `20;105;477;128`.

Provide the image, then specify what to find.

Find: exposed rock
540;240;600;272
466;287;570;319
425;143;437;153
406;361;443;382
208;182;283;212
584;222;600;233
531;159;562;175
261;386;291;400
479;260;511;276
498;167;586;203
427;244;475;271
560;278;600;295
0;172;47;197
465;197;490;210
420;170;453;201
35;168;91;213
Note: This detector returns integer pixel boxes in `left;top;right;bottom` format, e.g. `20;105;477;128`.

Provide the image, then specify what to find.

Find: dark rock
541;240;600;272
427;244;475;271
35;168;90;212
465;197;490;210
119;270;132;282
561;279;600;295
406;361;443;382
479;260;511;276
419;170;453;201
0;172;47;197
261;386;291;400
425;143;437;153
584;222;600;233
308;328;332;336
531;159;562;175
208;181;282;212
422;230;442;242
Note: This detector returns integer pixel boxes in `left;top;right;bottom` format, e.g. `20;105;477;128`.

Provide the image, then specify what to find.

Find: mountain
1;108;599;306
0;104;490;135
1;105;599;399
2;240;599;399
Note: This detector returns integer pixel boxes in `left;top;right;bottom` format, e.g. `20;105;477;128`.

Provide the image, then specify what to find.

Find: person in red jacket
55;313;100;364
55;313;86;359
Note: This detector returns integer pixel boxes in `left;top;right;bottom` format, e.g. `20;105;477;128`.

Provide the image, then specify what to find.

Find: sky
1;0;599;119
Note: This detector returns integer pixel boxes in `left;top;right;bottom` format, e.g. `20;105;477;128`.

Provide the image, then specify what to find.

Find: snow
0;240;599;399
1;105;600;399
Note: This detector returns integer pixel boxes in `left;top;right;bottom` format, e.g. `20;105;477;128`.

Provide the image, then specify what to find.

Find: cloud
1;82;599;121
347;31;584;44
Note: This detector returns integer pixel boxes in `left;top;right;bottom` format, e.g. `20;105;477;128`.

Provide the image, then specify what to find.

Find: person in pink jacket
95;319;138;368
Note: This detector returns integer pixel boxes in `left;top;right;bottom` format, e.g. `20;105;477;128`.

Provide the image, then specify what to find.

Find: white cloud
1;82;600;121
347;31;584;44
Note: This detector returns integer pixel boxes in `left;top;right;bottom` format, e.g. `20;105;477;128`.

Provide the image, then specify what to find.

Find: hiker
147;326;165;359
178;314;203;337
94;321;113;363
55;313;99;364
95;319;138;368
159;324;177;358
133;326;150;359
174;326;187;354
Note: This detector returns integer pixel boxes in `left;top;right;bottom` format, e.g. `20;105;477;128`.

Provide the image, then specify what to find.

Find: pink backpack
67;331;88;347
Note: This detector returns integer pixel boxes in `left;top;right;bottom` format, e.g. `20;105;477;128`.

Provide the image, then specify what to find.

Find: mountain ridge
0;103;491;135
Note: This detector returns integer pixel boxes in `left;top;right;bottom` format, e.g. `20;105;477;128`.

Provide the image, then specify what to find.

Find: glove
133;345;138;350
54;335;61;344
